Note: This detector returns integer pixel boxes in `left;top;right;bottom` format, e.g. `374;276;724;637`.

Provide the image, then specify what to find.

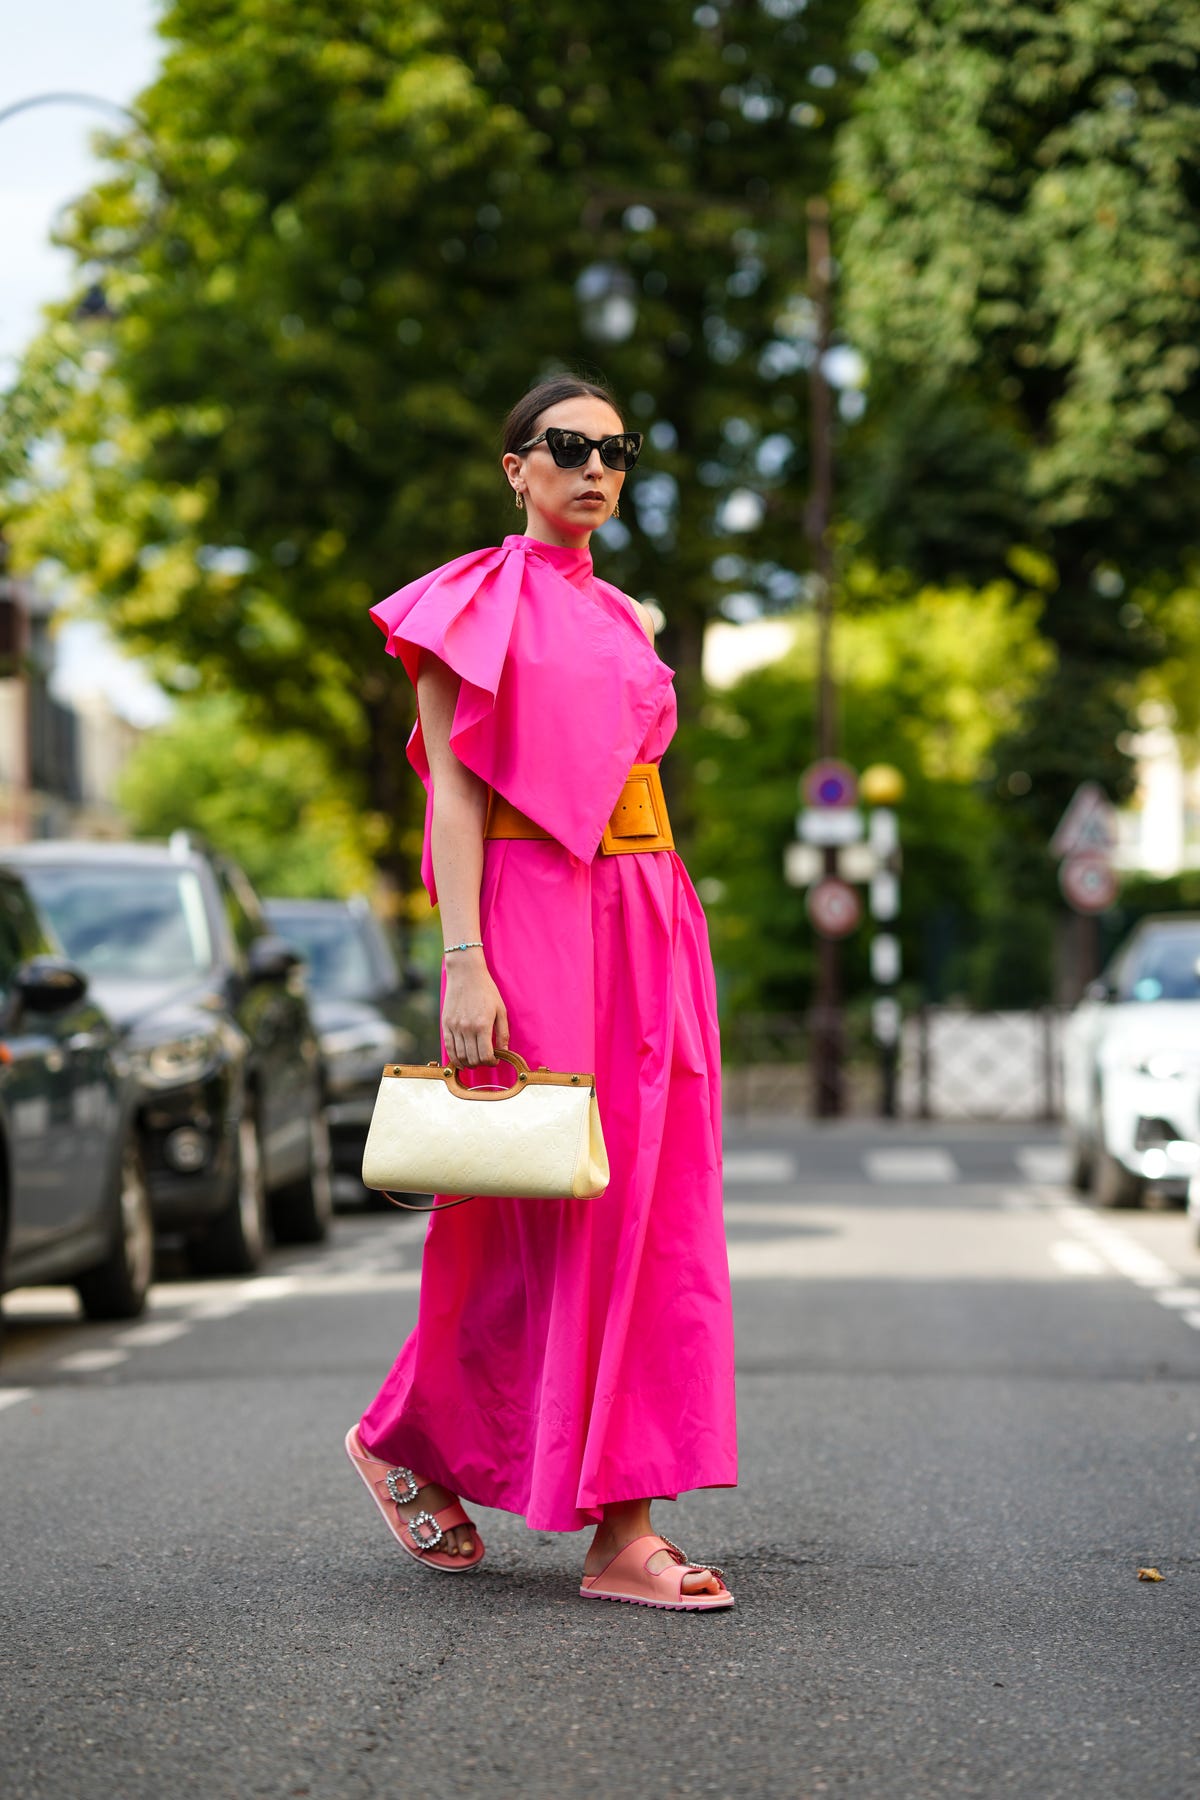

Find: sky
2;1;170;726
1;0;163;369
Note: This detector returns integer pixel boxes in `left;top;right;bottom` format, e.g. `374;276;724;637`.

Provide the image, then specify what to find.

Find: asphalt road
2;1120;1198;1800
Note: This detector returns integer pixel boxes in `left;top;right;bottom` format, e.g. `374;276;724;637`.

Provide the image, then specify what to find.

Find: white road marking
723;1152;797;1184
236;1275;300;1301
1086;1238;1173;1287
274;1270;421;1296
1050;1240;1107;1276
1016;1145;1071;1184
0;1387;33;1413
113;1320;192;1348
724;1201;815;1226
1153;1288;1200;1310
186;1297;252;1321
1048;1194;1200;1340
56;1348;128;1373
727;1237;815;1280
863;1148;957;1184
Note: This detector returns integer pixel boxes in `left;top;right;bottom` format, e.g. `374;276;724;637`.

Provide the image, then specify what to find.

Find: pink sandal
580;1534;734;1611
344;1426;486;1572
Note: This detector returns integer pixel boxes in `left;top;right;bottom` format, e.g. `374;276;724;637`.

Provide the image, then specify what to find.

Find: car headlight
129;1031;224;1088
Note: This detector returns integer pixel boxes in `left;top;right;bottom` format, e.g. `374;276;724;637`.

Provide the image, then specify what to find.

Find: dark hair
501;375;625;455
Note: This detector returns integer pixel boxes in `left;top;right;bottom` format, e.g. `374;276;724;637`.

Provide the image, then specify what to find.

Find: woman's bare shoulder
629;598;656;642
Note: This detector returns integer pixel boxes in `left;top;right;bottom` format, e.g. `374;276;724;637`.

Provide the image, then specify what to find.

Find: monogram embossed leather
361;1050;609;1203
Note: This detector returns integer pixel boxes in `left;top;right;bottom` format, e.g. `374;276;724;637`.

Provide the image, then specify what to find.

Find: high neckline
505;533;594;588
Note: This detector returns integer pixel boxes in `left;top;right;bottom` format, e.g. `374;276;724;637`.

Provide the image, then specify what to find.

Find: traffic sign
1050;783;1117;858
801;759;858;809
838;843;878;883
807;877;862;938
871;932;901;984
1059;854;1118;914
798;807;864;847
869;870;899;920
783;842;822;888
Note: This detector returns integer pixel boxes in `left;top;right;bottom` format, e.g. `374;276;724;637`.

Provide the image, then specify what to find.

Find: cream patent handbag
361;1048;609;1212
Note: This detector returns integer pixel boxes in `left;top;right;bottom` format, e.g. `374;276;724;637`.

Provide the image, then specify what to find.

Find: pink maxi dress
358;534;737;1532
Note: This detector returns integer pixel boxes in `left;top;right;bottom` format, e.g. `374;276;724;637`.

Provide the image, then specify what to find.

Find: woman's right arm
416;652;510;1068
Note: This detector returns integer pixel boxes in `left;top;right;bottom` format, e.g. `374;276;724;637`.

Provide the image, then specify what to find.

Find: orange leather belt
485;762;674;856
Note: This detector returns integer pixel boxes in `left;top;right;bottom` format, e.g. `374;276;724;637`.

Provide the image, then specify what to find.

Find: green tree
116;693;379;898
1;0;860;897
691;572;1054;1015
835;2;1200;988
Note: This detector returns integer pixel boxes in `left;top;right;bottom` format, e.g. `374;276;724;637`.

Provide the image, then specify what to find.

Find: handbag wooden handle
441;1047;595;1102
442;1047;532;1098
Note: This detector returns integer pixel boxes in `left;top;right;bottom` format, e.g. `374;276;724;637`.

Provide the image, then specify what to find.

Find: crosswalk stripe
862;1148;957;1183
723;1152;797;1184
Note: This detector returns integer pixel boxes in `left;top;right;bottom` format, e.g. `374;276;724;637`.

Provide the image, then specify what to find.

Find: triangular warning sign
1050;782;1116;858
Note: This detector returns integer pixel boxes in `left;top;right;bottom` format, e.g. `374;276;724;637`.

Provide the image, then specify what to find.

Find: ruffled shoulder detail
368;543;519;710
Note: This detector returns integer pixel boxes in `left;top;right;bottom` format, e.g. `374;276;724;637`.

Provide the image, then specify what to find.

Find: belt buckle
601;766;673;855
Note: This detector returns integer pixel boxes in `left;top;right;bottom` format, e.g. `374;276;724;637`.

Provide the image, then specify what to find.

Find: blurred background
3;0;1199;1120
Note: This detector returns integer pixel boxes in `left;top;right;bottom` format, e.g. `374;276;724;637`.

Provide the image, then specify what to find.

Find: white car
1062;915;1200;1212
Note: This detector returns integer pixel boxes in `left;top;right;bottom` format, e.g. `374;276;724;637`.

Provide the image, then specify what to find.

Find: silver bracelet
443;940;484;957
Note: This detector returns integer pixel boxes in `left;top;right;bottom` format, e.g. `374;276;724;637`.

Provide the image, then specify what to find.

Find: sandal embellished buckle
659;1535;725;1582
407;1510;445;1551
384;1465;446;1551
385;1466;420;1506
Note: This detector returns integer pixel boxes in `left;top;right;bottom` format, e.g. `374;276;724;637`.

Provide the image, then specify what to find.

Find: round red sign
1059;854;1118;914
807;876;862;939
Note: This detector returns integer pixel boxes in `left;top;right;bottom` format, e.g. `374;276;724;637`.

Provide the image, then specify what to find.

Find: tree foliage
837;2;1200;812
1;0;860;897
833;2;1200;996
116;693;379;898
689;572;1054;1014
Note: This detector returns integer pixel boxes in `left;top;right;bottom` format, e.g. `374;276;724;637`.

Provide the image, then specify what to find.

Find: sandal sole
345;1427;485;1573
579;1587;734;1612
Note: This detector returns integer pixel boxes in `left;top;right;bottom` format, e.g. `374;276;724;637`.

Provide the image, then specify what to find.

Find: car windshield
1116;927;1200;1002
22;866;214;979
269;911;381;999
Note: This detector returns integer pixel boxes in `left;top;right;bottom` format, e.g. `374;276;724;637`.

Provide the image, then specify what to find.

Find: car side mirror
247;935;303;985
6;956;89;1022
1084;979;1115;1003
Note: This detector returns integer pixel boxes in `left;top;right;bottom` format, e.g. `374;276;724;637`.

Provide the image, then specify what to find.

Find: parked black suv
7;837;331;1274
0;863;153;1342
264;897;435;1205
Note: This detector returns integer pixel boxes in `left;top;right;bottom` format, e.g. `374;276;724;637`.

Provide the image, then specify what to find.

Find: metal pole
806;197;843;1118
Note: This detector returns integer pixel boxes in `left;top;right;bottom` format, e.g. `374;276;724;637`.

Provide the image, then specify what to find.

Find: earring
514;490;524;510
613;500;620;519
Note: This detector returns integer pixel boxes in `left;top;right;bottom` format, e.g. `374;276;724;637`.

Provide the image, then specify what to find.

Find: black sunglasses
518;426;644;472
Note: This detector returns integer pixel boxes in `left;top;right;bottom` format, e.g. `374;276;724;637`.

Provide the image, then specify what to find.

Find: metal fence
721;1007;1064;1121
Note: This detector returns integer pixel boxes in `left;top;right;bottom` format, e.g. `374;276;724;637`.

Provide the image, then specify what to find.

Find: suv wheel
189;1113;268;1276
76;1137;154;1320
1095;1150;1142;1209
1066;1132;1094;1192
270;1110;333;1245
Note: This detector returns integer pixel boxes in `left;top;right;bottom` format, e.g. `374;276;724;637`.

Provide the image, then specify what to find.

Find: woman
346;374;737;1611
